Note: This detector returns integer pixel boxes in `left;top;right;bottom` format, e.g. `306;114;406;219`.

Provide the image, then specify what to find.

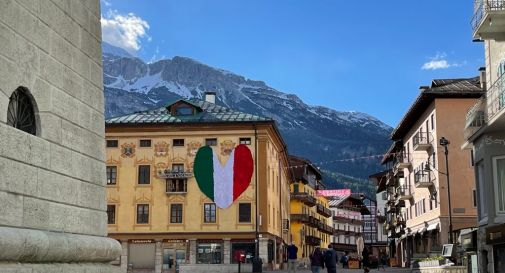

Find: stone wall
0;0;120;268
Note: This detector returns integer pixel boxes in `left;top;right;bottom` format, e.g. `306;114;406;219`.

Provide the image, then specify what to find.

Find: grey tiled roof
429;77;482;93
106;99;272;125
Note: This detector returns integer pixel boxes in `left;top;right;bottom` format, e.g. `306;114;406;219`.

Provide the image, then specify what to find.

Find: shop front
162;240;188;273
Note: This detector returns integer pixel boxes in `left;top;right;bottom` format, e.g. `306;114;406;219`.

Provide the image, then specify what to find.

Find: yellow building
105;93;292;272
288;156;333;262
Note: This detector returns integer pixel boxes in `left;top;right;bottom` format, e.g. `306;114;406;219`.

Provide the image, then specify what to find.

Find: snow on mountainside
101;42;392;185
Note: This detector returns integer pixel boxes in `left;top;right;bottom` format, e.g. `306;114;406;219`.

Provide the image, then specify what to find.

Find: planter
348;260;360;269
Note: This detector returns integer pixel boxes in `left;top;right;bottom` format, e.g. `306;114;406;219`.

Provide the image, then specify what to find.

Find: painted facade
464;2;505;272
288;156;333;265
105;96;292;272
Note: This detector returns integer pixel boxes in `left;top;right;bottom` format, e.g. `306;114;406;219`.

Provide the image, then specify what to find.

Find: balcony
308;216;321;228
465;97;487;140
291;192;317;207
305;235;321;246
413;131;432;151
318;223;335;235
395;199;406;207
414;170;434;188
396;185;413;200
291;213;309;223
472;0;505;40
394;152;412;169
316;204;332;218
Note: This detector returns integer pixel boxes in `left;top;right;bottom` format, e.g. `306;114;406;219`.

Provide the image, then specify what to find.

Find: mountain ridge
102;42;392;193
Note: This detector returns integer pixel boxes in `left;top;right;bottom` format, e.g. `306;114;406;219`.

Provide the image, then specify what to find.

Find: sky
100;0;484;127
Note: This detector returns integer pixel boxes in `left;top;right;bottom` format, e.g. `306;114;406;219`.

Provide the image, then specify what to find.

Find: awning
427;223;439;231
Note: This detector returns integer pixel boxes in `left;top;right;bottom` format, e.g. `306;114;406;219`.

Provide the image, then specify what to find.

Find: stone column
189;238;197;264
223;238;231;264
120;240;129;273
155;240;163;273
259;238;269;266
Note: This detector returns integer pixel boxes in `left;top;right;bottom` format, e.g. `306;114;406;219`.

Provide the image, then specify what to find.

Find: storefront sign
130;239;154;244
317;189;351;197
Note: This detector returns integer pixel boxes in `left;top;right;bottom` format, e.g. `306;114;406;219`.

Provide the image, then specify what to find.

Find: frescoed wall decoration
220;140;236;156
121;143;135;158
154;141;169;157
187;141;202;157
194;144;254;209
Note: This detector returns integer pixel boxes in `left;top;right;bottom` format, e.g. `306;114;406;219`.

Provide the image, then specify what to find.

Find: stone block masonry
0;0;121;270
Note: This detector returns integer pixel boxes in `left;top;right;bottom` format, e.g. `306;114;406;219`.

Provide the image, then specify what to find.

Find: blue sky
100;0;484;127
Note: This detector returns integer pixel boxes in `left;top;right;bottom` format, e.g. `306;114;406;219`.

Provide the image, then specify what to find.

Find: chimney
478;67;486;90
204;91;216;104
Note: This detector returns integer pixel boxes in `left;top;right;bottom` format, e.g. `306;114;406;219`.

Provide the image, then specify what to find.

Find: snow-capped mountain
102;42;392;184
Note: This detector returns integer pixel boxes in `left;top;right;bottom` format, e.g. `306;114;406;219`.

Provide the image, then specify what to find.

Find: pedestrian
309;247;325;273
323;244;338;273
362;247;370;272
339;251;349;269
378;251;387;271
287;242;298;273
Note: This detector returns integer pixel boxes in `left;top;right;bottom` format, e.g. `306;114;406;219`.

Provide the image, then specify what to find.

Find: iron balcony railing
465;72;505;138
471;0;505;33
394;151;411;167
396;185;413;198
413;131;431;148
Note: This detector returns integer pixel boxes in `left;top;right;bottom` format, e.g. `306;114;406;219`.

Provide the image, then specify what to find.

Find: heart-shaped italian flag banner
194;144;254;209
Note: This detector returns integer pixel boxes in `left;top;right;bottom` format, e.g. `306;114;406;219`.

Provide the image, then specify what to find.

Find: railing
396;185;412;197
305;235;321;246
465;73;505;139
471;0;505;32
395;151;411;166
413;131;431;147
290;213;309;223
316;204;332;217
291;192;317;206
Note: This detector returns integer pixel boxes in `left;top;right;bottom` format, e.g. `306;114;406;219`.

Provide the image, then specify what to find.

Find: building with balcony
289;156;333;264
376;78;482;267
465;2;505;272
105;93;292;272
328;193;370;254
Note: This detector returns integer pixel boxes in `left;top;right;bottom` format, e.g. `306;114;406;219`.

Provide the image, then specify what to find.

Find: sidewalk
264;266;412;273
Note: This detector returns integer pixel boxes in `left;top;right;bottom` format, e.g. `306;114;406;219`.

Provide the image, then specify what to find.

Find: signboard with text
317;189;351;197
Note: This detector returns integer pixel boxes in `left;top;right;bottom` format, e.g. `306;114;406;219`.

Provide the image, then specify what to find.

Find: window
7;87;37;135
477;161;487;219
166;179;187;193
204;203;217;223
138;165;151;184
239;203;252;223
106;140;118;147
293;184;299;193
426;120;429;133
139;139;152;147
205;138;217;146
170;204;183;223
493;156;505;213
173;139;185;146
107;204;116;224
473;189;477;207
431;114;435;130
175;105;193;116
136;204;149;224
197;242;222;264
239;138;251;145
172;164;184;172
106;166;117;185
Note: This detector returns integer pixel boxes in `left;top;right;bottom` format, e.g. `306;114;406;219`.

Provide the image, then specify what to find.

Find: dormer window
175;105;194;116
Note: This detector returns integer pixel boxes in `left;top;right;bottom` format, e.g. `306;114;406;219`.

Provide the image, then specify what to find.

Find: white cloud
101;10;150;54
421;52;463;70
101;0;111;7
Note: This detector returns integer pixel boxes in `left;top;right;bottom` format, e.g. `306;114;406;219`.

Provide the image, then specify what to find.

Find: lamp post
439;137;453;244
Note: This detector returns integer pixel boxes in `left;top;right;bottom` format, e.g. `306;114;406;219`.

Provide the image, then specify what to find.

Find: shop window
197;242;222;264
231;242;255;264
138;165;151;184
106;166;117;185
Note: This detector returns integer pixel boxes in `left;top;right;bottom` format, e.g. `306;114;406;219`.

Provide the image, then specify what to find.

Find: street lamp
439;137;453;244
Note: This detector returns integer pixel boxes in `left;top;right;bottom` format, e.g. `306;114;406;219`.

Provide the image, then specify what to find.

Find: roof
369;170;390;193
289;155;323;181
328;193;370;215
380;141;401;165
106;98;272;125
391;76;483;140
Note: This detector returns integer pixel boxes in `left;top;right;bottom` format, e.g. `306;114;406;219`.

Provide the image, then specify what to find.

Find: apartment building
289;156;333;263
379;78;483;267
464;1;505;272
369;171;393;263
328;193;369;254
105;93;292;272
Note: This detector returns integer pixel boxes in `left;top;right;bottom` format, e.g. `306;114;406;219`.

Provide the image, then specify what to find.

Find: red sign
317;189;351;197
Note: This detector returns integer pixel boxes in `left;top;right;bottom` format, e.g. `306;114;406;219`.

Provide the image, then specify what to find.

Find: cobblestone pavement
264;266;412;273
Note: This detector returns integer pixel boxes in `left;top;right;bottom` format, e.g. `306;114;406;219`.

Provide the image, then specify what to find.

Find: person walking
378;251;387;271
287;242;298;273
323;244;338;273
339;251;349;269
309;247;325;273
362;247;370;272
